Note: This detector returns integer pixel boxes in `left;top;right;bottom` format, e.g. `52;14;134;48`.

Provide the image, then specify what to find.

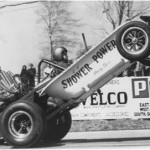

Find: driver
47;46;71;108
43;47;69;78
52;46;69;76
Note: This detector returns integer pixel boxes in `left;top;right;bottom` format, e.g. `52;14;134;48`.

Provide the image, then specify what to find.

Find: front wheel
44;111;72;142
0;100;46;148
116;21;150;60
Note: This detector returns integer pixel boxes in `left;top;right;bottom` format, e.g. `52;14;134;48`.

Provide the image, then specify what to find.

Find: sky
0;1;104;74
0;1;148;74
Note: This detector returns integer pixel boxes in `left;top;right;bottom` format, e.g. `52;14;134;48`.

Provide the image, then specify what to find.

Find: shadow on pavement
1;137;150;148
34;137;150;148
35;141;65;148
63;137;150;143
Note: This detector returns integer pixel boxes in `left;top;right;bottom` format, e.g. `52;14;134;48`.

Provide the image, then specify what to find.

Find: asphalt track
1;130;150;149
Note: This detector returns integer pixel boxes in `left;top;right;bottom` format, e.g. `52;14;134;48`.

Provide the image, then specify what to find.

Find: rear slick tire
44;111;72;142
0;100;46;148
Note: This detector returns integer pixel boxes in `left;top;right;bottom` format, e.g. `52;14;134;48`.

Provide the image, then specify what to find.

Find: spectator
118;62;137;77
20;65;28;87
144;66;150;76
122;70;128;77
27;63;36;89
135;62;144;76
127;62;137;77
43;64;54;79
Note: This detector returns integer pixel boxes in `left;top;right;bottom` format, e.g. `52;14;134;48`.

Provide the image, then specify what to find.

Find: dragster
0;16;150;147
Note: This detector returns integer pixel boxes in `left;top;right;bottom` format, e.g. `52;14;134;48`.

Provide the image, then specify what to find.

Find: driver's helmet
53;47;68;61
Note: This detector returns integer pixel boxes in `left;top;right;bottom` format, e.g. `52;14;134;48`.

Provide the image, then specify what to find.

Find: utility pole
82;33;88;51
49;35;53;61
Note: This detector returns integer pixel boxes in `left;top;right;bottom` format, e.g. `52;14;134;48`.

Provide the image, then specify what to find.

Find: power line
0;1;39;9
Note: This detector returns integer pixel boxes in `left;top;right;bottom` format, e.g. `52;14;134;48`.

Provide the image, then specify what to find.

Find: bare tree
88;1;150;33
36;1;82;60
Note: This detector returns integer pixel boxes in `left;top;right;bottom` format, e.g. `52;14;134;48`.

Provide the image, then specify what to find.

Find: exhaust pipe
1;71;11;86
0;71;19;94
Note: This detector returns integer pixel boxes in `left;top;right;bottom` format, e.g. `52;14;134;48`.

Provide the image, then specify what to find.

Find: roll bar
37;59;65;83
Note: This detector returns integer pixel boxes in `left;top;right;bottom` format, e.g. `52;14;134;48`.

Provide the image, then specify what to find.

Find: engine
0;70;22;112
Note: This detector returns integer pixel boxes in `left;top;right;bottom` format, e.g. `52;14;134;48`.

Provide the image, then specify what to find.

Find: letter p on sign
132;78;149;98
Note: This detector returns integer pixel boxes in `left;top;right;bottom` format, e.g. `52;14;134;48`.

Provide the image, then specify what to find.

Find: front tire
44;111;72;142
0;100;46;148
116;21;150;60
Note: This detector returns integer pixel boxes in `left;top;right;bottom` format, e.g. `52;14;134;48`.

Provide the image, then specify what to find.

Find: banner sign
71;77;150;120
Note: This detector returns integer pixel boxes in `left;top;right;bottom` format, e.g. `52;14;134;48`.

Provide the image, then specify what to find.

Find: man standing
135;62;144;76
27;63;36;89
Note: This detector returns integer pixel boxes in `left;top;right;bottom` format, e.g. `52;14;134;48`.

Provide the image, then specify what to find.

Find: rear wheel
116;21;150;60
44;111;72;142
0;100;46;148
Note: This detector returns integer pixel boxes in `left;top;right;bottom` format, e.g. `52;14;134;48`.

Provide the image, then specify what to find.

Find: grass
70;119;150;132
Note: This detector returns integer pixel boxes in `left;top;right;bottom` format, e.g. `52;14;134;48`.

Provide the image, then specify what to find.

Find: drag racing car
0;16;150;147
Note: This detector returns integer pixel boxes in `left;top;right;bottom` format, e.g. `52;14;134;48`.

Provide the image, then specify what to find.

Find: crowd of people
19;50;150;94
118;61;150;77
20;63;36;92
19;47;69;94
20;60;150;91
